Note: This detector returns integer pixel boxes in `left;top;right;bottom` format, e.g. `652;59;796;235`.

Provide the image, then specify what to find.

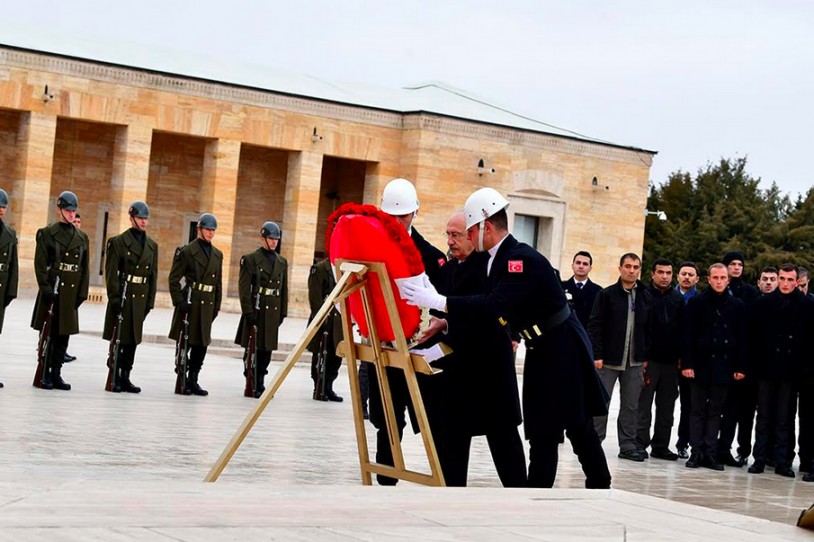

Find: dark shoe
734;454;748;467
803;471;814;482
676;447;689;459
185;371;208;396
719;452;739;467
63;353;76;363
0;381;4;388
51;366;71;391
326;389;344;403
120;370;141;394
702;455;725;471
650;448;679;461
748;461;765;474
800;462;811;474
618;449;646;462
765;459;776;468
775;465;795;478
639;449;649;459
685;453;701;468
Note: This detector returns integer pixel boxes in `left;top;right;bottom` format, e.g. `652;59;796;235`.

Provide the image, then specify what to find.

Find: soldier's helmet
0;188;8;208
128;201;150;218
380;178;419;215
197;213;218;230
57;191;79;211
260;221;281;239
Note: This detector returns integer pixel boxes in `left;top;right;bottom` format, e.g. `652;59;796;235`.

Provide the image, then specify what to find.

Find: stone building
0;39;655;316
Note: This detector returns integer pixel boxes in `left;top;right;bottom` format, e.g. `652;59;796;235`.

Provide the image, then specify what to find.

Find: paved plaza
0;298;812;540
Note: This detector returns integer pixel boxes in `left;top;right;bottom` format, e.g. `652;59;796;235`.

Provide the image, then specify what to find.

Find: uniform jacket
684;288;747;384
446;235;608;440
434;251;522;435
588;279;651;367
411;228;446;285
646;282;685;365
749;288;813;381
235;248;288;351
306;258;342;353
168;239;223;346
561;276;602;328
728;277;759;304
0;222;19;333
102;229;158;345
31;222;89;335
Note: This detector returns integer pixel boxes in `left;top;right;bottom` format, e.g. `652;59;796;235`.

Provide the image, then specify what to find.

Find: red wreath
326;203;424;340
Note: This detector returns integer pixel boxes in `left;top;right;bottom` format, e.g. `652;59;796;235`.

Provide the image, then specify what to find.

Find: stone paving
0;298;812;540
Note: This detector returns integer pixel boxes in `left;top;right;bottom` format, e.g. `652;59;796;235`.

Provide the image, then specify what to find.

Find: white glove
401;279;447;312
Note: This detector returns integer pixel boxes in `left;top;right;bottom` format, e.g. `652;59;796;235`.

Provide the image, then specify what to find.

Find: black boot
325;383;344;403
38;365;54;390
51;364;71;391
254;369;265;399
121;369;141;394
186;370;208;396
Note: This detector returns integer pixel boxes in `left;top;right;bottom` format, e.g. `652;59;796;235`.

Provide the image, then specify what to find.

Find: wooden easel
204;260;445;486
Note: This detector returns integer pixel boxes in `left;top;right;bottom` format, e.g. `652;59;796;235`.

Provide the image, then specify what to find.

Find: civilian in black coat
682;263;747;471
747;265;813;477
403;192;610;489
561;251;602;329
418;211;525;487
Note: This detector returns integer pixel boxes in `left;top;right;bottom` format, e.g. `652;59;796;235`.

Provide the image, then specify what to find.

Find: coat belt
119;272;148;284
519;305;571;341
259;287;281;296
57;263;80;273
190;281;214;293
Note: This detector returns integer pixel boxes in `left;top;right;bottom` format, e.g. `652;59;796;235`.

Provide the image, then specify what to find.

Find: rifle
33;276;60;388
174;287;193;395
313;325;329;401
243;271;261;398
105;280;128;392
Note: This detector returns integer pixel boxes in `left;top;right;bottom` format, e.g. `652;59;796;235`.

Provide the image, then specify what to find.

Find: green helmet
260;221;281;239
57;191;79;211
128;201;150;218
0;189;8;208
198;213;218;230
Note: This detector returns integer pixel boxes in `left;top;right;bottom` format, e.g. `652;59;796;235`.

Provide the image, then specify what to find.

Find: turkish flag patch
438;257;446;267
508;260;523;273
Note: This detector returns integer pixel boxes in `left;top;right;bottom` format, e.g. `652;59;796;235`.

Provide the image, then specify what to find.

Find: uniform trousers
529;418;611;489
636;362;679;451
689;381;728;455
187;345;208;372
753;379;796;465
115;344;137;371
676;373;692;450
717;377;757;459
310;349;341;388
46;303;69;370
367;362;412;485
594;364;643;453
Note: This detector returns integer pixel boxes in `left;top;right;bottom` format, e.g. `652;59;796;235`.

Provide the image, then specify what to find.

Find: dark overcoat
749;288;813;381
168;239;223;346
434;250;522;436
102;229;158;344
235;248;288;351
31;222;89;335
683;288;747;384
306;258;342;353
0;222;19;333
446;235;608;441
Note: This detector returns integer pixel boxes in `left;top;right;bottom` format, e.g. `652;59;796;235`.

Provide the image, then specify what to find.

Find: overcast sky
2;1;811;196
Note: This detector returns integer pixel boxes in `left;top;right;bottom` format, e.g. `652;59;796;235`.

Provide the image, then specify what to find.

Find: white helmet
464;187;510;230
381;178;419;215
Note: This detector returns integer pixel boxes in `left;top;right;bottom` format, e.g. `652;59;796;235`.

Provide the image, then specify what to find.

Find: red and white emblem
508;260;523;273
438;257;446;267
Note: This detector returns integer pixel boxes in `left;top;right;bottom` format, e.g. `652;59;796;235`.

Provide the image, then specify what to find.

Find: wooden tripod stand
204;260;445;486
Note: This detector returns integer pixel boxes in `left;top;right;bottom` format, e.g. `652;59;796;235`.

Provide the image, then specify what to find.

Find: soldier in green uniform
235;221;288;397
0;189;19;388
102;201;158;393
30;191;90;391
168;213;223;396
307;256;344;402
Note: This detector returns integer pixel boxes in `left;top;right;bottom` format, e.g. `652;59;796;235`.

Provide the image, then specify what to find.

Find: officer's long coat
306;258;341;353
168;240;223;346
235;248;288;351
446;235;608;441
31;222;90;335
102;229;159;344
0;222;19;333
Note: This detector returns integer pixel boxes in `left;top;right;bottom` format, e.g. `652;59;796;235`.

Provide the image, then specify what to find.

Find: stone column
200;138;240;290
109;123;153;235
12;111;57;288
282;150;323;316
